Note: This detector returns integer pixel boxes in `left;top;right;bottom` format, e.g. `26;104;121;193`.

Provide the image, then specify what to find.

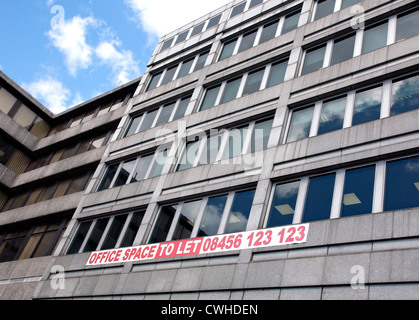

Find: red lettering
89;253;97;265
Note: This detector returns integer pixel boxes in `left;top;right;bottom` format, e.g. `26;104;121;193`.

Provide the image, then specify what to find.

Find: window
238;30;258;54
330;34;356;66
303;173;336;223
219;39;238;61
396;10;419;42
250;118;273;153
220;78;241;104
314;0;335;21
391;74;419;116
259;20;279;44
301;45;326;76
282;10;300;34
221;127;247;160
352;86;382;126
287;106;314;143
193;51;209;72
175;30;190;45
267;181;300;228
160;38;174;52
201;85;222;111
341;0;361;9
176;58;194;79
67;211;145;254
207;14;222;29
341;166;376;218
147;72;163;91
362;22;388;55
177;139;201;171
249;0;263;9
384;156;419;211
231;2;247;18
242;69;265;96
190;22;206;38
160;66;178;86
149;189;256;244
266;60;287;88
317;96;347;135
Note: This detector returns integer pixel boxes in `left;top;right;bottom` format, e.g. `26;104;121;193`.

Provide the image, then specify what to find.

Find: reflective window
114;159;137;187
396;10;419;42
83;218;110;252
231;2;246;18
172;97;190;121
139;109;159;132
148;149;168;178
353;86;382;126
101;214;128;250
314;0;335;21
160;66;178;86
220;78;241;104
303;173;336;222
362;22;388;54
130;154;153;183
331;34;355;66
219;39;238;61
385;156;419;211
147;72;162;91
301;46;326;75
177;140;201;171
266;60;287;88
341;166;376;217
201;85;221;111
175;30;190;45
341;0;361;9
250;118;273;153
243;69;264;96
267;181;300;228
149;205;177;243
317;96;346;135
193;51;209;72
190;22;205;38
238;30;258;54
282;10;300;34
287;106;314;143
249;0;263;9
198;195;228;237
224;189;256;234
207;14;222;29
98;164;119;191
176;58;194;79
160;38;174;52
120;211;145;248
259;20;279;44
173;201;202;240
221;127;247;160
391;74;419;116
199;134;223;165
155;102;176;127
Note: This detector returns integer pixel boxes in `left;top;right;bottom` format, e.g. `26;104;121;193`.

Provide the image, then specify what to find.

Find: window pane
222;127;246;160
267;181;300;228
32;230;59;258
172;97;190;121
301;46;326;75
266;60;287;88
396;10;419;42
352;86;382;126
287;106;314;143
282;10;300;34
225;189;256;234
259;21;279;44
199;134;223;165
176;58;194;79
173;200;202;240
124;116;142;138
160;38;173;52
238;30;258;53
83;218;110;252
207;14;222;29
101;214;128;250
341;0;361;9
13;105;37;129
249;0;263;9
317;96;346;135
175;30;189;45
231;2;246;18
155;103;175;127
114;159;136;187
242;69;264;96
385;156;419;211
98;164;119;191
193;51;209;72
219;39;238;61
331;34;355;65
198;195;228;237
314;0;335;21
362;22;388;54
160;66;178;86
148;149;168;178
149;205;177;244
190;22;205;38
138;109;158;132
147;72;162;91
120;211;145;248
66;174;88;195
130;154;153;183
341;166;376;217
303;173;336;222
391;74;419;116
177;140;201;171
251;118;273;153
220;78;242;104
0;88;17;115
201;85;221;111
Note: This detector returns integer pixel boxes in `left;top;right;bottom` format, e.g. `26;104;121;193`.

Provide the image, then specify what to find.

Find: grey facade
1;0;419;300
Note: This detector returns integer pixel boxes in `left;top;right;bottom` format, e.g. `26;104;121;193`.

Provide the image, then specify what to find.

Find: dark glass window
160;66;178;86
231;2;247;18
314;0;335;21
219;39;238;61
148;149;168;178
224;189;256;234
124;116;142;138
120;211;145;248
301;46;326;75
147;72;162;91
341;0;361;9
138;109;158;132
207;14;222;29
287;106;314;143
83;218;110;252
259;20;279;44
282;10;300;34
266;60;287;88
242;69;264;96
198;195;228;237
130;154;153;183
384;156;419;211
331;34;355;66
190;21;205;38
114;159;136;187
98;164;119;191
193;51;209;72
391;74;419;116
175;30;189;45
249;0;263;9
353;86;382;126
101;214;129;250
67;221;92;254
176;58;194;79
155;102;176;127
201;85;221;111
149;205;177;243
172;97;190;121
222;127;246;160
396;10;419;42
238;30;258;53
199;134;223;165
317;96;346;135
173;200;202;240
220;78;242;104
341;166;376;217
250;118;273;153
362;22;388;54
177;140;201;171
303;174;336;223
267;181;300;228
160;38;174;52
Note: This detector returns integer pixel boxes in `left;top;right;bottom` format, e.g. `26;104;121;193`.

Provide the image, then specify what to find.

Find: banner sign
86;224;309;266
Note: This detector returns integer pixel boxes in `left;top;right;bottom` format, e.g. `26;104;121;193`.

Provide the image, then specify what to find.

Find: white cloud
95;41;141;86
124;0;231;38
22;77;71;114
48;16;98;76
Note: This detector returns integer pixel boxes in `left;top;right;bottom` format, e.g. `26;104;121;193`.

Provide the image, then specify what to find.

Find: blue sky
0;0;231;113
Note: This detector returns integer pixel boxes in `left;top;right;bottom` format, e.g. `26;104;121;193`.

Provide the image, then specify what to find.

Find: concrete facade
1;0;419;300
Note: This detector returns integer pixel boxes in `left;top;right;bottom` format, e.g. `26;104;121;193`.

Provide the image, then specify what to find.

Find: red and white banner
86;224;309;266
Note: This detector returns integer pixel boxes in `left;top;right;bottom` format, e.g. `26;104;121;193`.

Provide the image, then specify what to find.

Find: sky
0;0;231;114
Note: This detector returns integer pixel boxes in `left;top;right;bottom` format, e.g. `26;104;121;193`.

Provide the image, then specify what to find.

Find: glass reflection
303;174;336;223
225;189;256;234
391;74;419;116
173;201;202;240
287;106;314;143
318;96;346;135
353;86;382;126
267;181;300;228
198;195;228;237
